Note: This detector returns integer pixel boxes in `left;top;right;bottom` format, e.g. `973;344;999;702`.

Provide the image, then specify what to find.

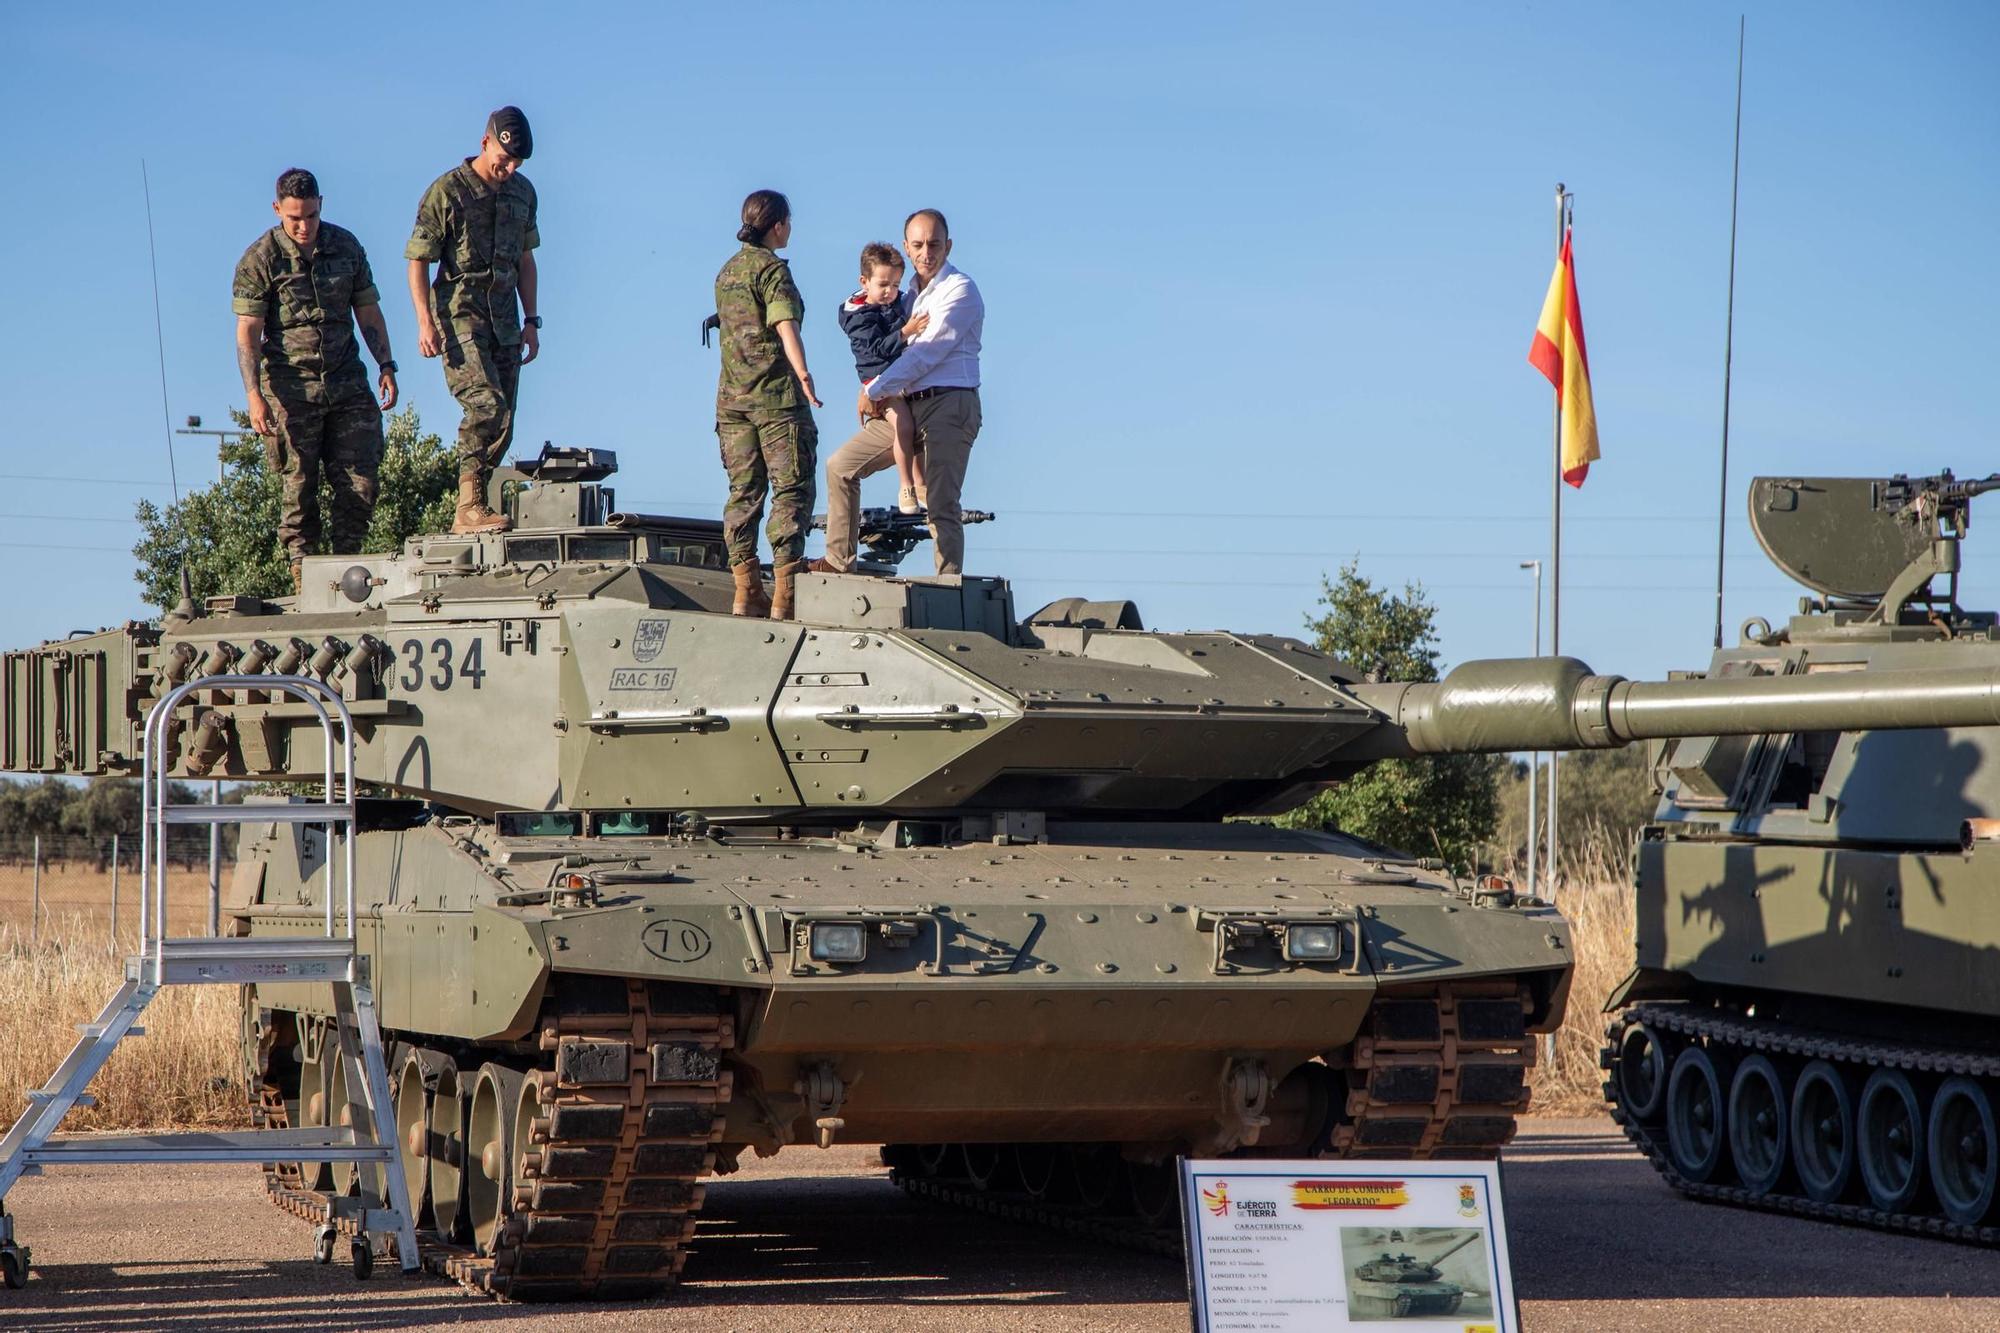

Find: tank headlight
809;922;868;963
1283;923;1343;962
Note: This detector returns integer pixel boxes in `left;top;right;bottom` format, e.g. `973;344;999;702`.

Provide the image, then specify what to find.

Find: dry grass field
0;916;249;1131
0;841;1635;1134
0;861;215;947
1527;848;1635;1115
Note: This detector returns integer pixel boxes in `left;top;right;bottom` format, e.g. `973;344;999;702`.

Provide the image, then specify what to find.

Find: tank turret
1350;1229;1481;1318
7;448;1999;823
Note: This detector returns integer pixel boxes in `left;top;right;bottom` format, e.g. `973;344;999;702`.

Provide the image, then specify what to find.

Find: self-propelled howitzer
7;446;2000;1300
1604;469;2000;1246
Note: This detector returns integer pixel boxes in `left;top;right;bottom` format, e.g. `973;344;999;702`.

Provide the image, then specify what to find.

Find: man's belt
906;384;975;402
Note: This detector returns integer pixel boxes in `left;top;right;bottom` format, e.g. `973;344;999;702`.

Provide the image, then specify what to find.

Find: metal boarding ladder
0;675;417;1288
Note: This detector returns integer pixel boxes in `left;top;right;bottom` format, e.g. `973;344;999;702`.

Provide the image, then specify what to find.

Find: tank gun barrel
1428;1230;1482;1262
1349;657;2000;759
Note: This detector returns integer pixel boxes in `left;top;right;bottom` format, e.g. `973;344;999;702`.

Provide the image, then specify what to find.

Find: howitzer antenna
1713;16;1747;650
142;159;181;508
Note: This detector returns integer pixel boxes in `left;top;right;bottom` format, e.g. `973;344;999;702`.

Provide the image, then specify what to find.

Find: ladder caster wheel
351;1239;374;1280
0;1246;27;1290
313;1226;337;1265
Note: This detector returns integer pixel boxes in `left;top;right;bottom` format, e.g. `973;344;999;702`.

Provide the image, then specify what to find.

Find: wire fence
0;834;227;952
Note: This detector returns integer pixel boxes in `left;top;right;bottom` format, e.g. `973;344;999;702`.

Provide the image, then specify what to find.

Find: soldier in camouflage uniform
233;167;397;594
714;189;821;619
405;106;541;534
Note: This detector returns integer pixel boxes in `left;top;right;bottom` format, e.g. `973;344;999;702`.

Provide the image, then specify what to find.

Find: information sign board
1182;1158;1518;1332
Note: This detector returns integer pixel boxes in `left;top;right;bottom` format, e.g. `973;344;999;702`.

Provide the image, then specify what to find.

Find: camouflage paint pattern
443;334;523;481
232;222;385;559
713;244;806;413
404;161;539;346
231;223;381;376
717;407;817;566
261;372;382;558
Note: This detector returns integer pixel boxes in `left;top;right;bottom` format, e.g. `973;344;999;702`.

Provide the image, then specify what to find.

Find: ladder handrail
138;675;359;965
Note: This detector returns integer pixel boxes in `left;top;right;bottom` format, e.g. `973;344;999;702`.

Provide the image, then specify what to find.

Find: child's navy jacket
838;290;913;382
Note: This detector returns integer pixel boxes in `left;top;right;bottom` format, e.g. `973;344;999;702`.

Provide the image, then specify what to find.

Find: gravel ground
6;1117;2000;1331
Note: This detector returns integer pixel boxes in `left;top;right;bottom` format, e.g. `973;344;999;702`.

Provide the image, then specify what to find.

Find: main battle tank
1603;469;2000;1239
7;446;2000;1300
1348;1229;1480;1318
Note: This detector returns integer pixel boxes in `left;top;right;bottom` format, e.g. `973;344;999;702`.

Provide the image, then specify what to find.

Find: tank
1348;1228;1480;1318
1602;469;2000;1240
7;445;2000;1300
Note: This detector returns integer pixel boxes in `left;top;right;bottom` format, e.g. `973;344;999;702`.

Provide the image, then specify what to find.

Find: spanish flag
1529;229;1600;487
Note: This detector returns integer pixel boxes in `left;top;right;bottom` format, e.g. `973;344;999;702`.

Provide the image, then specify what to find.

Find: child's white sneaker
898;485;922;514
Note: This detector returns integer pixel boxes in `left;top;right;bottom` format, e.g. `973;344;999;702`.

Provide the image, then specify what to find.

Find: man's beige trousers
823;388;981;575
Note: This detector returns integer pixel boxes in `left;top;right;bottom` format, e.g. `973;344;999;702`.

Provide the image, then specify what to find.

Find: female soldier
714;190;821;618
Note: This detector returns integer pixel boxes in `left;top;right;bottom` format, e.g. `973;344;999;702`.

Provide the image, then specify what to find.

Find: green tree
1275;563;1504;868
1496;744;1661;874
131;407;457;610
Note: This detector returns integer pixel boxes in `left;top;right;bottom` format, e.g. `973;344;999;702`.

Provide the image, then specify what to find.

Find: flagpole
1713;17;1746;650
1548;183;1571;886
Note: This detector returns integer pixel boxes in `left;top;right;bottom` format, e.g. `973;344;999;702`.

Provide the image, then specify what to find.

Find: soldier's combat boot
770;560;804;620
290;560;302;596
731;561;771;617
452;476;510;534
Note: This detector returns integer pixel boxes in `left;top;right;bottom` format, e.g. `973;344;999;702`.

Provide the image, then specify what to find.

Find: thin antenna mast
142;160;181;506
1713;18;1745;649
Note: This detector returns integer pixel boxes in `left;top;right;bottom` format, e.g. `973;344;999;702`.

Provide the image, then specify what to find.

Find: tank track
889;982;1537;1252
251;979;733;1300
1605;1002;2000;1244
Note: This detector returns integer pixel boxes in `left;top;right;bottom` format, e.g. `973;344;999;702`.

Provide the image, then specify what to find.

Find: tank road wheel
1014;1144;1063;1202
428;1063;470;1243
1790;1059;1857;1204
1665;1045;1730;1184
1127;1158;1180;1229
962;1144;1009;1192
510;1071;548;1220
1927;1076;1999;1225
1613;1022;1670;1121
1068;1144;1124;1212
1727;1055;1790;1196
468;1063;525;1255
396;1048;454;1229
915;1143;962;1181
295;1025;333;1191
329;1049;395;1200
1857;1068;1928;1213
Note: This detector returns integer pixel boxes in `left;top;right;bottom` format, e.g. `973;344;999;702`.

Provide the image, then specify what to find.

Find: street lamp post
1519;560;1542;894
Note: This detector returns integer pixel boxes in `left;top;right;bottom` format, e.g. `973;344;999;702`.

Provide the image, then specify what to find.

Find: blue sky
0;2;1994;684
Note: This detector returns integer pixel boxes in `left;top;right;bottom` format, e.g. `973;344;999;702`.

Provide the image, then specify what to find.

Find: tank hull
236;816;1563;1296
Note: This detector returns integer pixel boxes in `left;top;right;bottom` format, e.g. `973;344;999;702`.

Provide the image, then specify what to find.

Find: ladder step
161;802;354;826
27;1091;95;1107
76;1023;144;1037
144;937;358;985
23;1129;399;1165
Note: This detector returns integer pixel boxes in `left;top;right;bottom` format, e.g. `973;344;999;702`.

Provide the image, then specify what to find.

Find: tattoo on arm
235;317;263;398
359;309;392;366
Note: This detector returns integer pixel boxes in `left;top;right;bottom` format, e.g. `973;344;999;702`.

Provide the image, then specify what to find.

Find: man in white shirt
812;208;985;576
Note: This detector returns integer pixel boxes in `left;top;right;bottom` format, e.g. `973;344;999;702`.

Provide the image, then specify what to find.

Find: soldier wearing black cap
405;106;541;533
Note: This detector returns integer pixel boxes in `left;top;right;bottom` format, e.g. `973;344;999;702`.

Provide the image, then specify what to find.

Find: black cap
487;106;533;160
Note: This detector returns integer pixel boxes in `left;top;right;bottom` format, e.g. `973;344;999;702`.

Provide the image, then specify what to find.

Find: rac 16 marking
395;637;487;692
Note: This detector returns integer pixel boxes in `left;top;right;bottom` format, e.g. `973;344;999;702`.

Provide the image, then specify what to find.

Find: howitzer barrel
1350;657;2000;758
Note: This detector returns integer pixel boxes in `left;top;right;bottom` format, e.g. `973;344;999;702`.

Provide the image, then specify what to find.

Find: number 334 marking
397;638;486;692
